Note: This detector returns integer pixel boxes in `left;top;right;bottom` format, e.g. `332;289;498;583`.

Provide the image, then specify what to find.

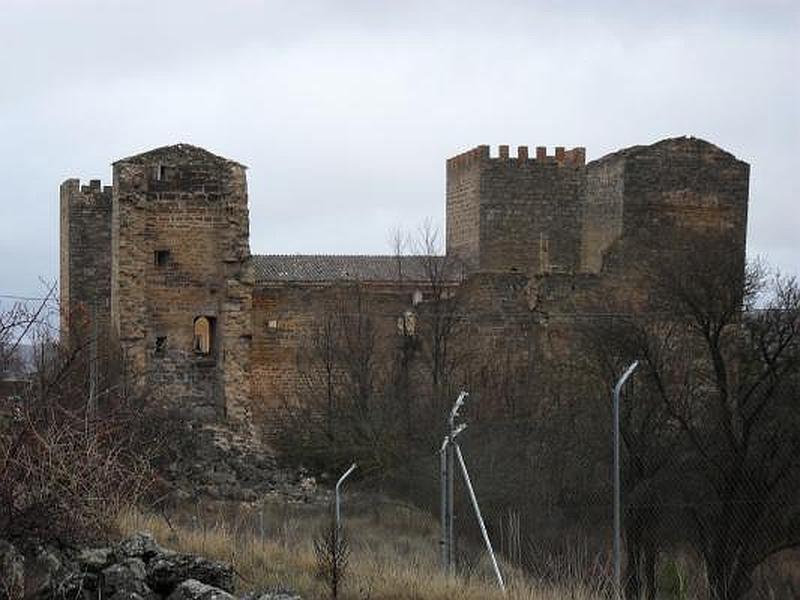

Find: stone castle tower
61;145;253;420
60;136;750;422
446;138;749;312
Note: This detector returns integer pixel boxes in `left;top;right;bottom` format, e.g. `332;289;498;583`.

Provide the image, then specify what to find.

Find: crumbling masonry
60;138;749;424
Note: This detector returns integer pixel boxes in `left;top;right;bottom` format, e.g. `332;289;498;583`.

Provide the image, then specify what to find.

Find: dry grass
120;497;609;599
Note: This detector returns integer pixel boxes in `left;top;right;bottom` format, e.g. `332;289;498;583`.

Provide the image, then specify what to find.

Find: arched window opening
193;316;215;355
397;310;417;336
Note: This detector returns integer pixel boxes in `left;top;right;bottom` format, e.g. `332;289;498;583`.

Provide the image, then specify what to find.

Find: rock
0;540;25;599
102;557;156;599
25;544;66;599
59;570;100;600
146;554;234;594
77;546;114;572
166;579;235;600
114;533;164;561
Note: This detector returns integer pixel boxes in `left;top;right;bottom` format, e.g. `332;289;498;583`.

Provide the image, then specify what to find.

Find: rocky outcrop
0;533;299;600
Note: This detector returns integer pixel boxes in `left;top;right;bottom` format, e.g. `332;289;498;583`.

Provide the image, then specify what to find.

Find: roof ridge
113;143;247;167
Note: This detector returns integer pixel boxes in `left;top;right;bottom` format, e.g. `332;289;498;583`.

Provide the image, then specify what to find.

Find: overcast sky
1;0;797;299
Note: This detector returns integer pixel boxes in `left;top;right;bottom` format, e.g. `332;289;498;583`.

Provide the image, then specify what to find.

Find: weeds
119;498;611;599
314;521;350;599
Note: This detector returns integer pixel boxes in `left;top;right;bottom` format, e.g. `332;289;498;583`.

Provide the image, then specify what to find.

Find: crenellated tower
60;178;113;350
446;144;586;275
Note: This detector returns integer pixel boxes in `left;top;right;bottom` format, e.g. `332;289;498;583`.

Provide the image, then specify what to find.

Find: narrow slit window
154;336;167;355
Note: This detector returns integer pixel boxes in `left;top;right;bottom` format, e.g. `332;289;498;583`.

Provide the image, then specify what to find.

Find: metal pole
454;442;505;593
440;436;449;571
447;391;467;574
447;439;455;573
335;463;357;531
613;360;639;600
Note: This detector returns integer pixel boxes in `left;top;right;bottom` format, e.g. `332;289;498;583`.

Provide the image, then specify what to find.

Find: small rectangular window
155;336;167;356
154;250;171;267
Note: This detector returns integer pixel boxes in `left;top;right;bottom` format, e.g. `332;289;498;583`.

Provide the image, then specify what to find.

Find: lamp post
613;360;639;599
335;463;357;532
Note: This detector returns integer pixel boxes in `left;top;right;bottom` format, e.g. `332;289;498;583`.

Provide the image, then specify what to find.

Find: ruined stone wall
446;145;586;276
59;179;113;351
250;281;425;412
111;147;251;421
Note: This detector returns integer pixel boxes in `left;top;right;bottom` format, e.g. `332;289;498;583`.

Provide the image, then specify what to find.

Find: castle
59;137;749;424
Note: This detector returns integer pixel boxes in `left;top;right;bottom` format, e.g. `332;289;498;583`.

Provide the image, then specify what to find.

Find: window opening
193;316;215;355
397;310;417;336
154;250;171;267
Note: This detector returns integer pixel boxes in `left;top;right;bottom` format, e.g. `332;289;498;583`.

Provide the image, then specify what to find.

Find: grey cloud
0;0;797;298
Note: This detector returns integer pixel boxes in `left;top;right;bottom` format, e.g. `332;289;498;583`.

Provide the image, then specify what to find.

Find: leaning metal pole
613;361;639;600
335;463;357;532
454;442;505;592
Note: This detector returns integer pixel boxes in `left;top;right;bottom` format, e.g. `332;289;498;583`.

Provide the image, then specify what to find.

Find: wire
0;294;56;302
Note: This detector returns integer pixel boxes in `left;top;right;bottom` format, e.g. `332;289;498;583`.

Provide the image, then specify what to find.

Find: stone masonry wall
446;145;586;276
111;146;251;421
582;153;625;273
583;137;750;314
59;179;113;352
250;281;427;413
61;137;750;432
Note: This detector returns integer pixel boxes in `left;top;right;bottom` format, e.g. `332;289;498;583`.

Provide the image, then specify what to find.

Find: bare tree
0;288;154;545
590;239;800;599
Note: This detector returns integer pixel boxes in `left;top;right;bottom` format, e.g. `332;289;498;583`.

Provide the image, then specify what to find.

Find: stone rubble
0;533;300;600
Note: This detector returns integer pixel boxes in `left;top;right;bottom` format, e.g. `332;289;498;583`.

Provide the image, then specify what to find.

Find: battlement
61;178;113;203
61;178;113;198
447;145;586;169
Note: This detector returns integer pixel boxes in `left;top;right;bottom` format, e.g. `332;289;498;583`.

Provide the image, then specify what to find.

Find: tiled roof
248;255;462;284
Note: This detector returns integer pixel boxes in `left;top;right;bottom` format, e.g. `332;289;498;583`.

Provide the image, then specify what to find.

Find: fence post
440;436;450;571
613;360;639;600
439;391;469;575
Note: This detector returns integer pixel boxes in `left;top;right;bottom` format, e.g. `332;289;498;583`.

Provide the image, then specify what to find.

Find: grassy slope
120;498;607;600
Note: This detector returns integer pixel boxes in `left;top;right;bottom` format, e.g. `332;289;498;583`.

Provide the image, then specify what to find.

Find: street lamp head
450;390;469;423
613;360;640;396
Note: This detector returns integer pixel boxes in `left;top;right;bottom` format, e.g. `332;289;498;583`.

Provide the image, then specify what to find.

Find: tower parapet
447;144;585;168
